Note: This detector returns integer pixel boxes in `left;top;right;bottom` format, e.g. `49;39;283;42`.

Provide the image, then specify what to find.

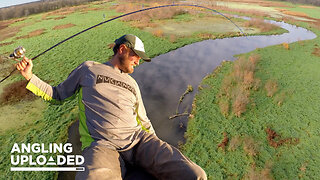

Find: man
16;34;207;180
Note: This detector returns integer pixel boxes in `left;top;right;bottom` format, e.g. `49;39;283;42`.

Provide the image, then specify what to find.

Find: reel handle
10;46;26;59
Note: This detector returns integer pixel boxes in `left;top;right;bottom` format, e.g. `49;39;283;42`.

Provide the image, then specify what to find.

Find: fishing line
0;3;248;83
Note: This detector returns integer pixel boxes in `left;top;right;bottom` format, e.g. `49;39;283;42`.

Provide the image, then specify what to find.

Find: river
131;19;317;146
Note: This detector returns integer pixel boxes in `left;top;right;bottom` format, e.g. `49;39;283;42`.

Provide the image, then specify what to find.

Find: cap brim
133;49;151;62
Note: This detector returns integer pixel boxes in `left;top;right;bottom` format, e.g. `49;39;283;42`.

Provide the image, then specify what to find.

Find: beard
119;53;134;73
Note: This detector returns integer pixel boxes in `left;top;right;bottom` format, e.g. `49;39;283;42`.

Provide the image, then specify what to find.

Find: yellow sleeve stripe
26;81;53;101
136;115;150;133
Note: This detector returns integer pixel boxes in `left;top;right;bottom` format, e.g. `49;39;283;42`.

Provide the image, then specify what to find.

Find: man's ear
118;44;128;55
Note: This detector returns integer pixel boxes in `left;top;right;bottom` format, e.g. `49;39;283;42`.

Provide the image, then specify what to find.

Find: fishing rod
0;3;248;83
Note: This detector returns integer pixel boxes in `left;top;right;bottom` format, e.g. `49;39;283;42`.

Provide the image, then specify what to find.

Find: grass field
182;13;320;180
0;0;319;179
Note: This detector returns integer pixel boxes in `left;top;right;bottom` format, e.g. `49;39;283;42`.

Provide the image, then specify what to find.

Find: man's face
119;47;141;73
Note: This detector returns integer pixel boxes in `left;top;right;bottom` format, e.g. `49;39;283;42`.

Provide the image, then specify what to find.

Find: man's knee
76;168;117;180
75;145;125;180
165;163;207;180
189;164;207;180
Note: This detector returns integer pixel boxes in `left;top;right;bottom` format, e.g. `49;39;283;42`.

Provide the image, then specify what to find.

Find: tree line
0;0;101;21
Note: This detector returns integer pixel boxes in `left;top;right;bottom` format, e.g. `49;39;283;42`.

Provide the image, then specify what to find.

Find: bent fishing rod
0;3;248;83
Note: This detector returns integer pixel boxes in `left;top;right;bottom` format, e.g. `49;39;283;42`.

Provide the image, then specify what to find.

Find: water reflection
131;20;316;146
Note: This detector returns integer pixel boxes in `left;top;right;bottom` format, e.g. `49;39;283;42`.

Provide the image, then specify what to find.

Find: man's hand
16;56;33;81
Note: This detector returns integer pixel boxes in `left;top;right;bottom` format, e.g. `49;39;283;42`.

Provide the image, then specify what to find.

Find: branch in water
169;112;189;120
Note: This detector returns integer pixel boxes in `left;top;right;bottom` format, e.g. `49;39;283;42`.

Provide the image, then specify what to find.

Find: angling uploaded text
10;143;85;171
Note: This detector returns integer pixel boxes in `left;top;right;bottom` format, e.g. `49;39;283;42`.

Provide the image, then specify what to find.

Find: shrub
249;54;260;66
217;55;261;117
243;136;259;157
244;162;273;180
152;29;164;37
169;34;177;43
274;91;286;106
244;18;279;32
282;42;290;50
252;78;261;91
228;135;242;151
265;80;278;97
218;97;229;117
243;71;254;88
232;87;250;117
312;47;320;57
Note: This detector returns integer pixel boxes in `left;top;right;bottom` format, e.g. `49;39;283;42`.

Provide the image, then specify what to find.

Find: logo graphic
10;143;85;171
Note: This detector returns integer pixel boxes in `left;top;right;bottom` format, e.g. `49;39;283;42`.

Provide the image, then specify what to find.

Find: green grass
0;3;192;179
0;99;46;133
0;1;242;179
0;1;316;179
275;3;320;19
182;20;320;179
287;6;320;19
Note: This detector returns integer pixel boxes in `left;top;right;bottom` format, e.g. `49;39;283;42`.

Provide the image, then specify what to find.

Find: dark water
131;20;317;146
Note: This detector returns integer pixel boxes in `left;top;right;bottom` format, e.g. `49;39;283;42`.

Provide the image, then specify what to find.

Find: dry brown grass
312;47;320;57
0;18;29;41
228;135;242;151
299;162;308;179
243;71;254;86
266;127;299;148
169;34;177;43
54;16;66;20
152;29;164;37
282;42;290;50
115;2;140;14
243;136;259;157
219;97;230;117
130;21;158;29
197;33;216;40
41;4;94;19
52;23;76;30
207;3;270;18
244;18;279;32
249;54;260;66
220;75;235;97
232;87;250;117
79;7;104;13
218;132;229;151
265;80;278;97
116;2;186;25
15;28;46;40
310;20;320;30
276;8;310;18
274;91;286;106
217;54;260;117
0;41;15;46
244;162;273;180
252;78;261;91
224;0;291;8
299;5;316;9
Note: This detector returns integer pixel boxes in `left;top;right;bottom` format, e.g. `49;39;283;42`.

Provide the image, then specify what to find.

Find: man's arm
16;57;85;103
134;83;156;136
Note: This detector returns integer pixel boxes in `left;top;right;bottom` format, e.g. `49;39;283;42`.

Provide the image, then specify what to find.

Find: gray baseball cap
114;34;151;62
